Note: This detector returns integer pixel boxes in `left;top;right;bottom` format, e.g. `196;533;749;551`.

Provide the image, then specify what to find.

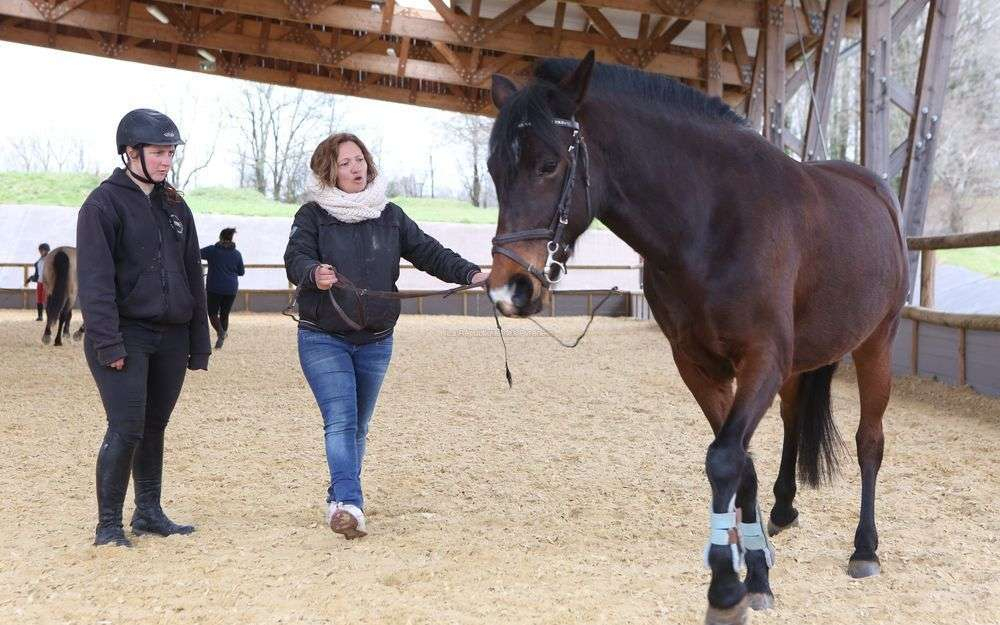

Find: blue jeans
298;329;393;509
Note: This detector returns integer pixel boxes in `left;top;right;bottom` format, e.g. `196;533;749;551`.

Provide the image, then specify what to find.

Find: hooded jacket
284;201;480;344
201;241;245;296
76;168;211;367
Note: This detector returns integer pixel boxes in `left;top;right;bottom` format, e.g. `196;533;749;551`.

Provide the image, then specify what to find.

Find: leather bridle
490;117;591;288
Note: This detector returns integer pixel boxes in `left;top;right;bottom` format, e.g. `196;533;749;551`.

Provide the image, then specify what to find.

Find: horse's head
486;51;597;317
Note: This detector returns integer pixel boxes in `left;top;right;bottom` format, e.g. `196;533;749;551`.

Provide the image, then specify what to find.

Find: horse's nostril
511;275;533;309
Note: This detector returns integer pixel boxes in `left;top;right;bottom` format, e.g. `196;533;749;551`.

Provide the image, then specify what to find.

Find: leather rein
282;271;483;332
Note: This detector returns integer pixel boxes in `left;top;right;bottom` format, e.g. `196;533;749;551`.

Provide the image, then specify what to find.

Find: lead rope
491;287;620;387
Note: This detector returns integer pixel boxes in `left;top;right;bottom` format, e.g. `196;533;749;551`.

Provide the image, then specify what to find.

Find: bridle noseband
490;117;591;288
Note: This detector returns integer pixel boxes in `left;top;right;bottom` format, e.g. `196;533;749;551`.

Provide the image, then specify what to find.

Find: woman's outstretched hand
314;264;338;290
470;271;489;286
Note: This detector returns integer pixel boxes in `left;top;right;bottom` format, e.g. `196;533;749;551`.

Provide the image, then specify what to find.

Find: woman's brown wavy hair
310;133;378;189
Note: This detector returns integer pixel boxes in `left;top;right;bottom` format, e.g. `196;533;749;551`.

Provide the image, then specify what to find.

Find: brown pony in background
42;246;84;346
486;52;908;624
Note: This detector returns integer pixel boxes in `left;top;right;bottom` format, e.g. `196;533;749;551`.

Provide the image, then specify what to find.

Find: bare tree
232;85;273;194
9;137;39;171
387;173;424;198
232;83;340;201
929;0;1000;233
169;139;218;191
438;113;493;207
6;136;93;173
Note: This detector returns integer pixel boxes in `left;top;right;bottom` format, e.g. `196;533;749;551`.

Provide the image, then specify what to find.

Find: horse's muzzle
490;273;544;317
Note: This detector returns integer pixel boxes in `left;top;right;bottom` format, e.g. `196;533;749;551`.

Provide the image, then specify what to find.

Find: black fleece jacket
284;201;480;344
76;168;211;368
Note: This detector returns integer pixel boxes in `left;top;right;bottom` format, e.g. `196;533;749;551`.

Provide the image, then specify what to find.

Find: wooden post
957;327;967;386
919;249;936;308
803;0;849;160
746;36;766;132
861;0;892;178
705;23;723;98
764;0;786;148
899;0;961;298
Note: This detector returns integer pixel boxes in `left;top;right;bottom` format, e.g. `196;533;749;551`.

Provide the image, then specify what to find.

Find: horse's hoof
705;596;749;625
847;559;881;579
41;334;51;345
747;592;774;611
767;516;799;537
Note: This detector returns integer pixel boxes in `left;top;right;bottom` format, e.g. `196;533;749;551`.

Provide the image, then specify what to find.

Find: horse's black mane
490;58;746;180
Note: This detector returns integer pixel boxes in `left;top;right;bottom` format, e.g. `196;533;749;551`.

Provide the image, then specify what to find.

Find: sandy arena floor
1;311;998;625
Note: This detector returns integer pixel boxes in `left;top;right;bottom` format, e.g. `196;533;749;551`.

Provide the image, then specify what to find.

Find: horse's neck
587;111;726;267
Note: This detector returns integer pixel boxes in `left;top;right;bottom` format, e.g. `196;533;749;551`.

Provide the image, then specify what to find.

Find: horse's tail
795;362;846;487
46;249;70;320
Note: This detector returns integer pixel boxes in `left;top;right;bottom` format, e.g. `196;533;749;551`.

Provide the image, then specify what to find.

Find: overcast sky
0;39;474;193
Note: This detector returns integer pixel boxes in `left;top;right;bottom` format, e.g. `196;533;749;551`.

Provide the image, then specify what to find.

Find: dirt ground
1;311;998;625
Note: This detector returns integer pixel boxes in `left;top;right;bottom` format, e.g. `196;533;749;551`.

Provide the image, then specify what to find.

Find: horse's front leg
704;350;785;625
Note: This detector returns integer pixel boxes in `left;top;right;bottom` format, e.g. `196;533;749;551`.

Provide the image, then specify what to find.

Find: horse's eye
537;161;558;176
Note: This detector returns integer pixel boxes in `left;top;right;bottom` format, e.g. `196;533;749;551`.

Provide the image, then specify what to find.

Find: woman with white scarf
284;133;487;540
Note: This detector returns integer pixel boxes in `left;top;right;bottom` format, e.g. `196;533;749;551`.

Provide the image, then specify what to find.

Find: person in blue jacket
200;227;245;349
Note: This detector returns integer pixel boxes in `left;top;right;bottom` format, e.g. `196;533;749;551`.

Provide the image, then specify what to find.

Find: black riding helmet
116;108;185;184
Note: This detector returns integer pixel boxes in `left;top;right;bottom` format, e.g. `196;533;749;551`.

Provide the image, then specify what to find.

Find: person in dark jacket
201;227;245;349
77;109;211;547
284;133;487;540
24;242;50;320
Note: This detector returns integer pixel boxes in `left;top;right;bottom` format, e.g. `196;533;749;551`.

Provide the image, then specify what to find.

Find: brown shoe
328;504;367;540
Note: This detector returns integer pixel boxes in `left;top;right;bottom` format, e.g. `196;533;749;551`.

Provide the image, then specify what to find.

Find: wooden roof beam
0;1;500;88
147;0;747;85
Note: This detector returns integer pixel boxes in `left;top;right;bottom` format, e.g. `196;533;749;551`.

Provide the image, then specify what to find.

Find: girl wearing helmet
76;109;211;547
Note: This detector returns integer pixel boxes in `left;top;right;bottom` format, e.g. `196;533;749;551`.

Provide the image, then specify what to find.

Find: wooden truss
775;0;960;296
0;0;960;269
0;0;860;115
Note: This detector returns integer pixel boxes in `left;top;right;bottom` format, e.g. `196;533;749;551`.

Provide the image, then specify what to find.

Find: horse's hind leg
64;308;78;342
73;322;86;342
42;306;53;345
769;374;802;536
847;319;897;578
54;309;65;346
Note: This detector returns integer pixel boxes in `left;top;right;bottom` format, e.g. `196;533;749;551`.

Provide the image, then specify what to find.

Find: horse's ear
491;74;518;110
559;50;595;107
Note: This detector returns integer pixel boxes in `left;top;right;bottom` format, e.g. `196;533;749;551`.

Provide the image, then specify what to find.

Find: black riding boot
94;431;137;547
36;304;43;321
130;429;194;536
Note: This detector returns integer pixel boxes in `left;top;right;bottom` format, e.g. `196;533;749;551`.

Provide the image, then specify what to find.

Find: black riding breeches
206;292;236;333
84;323;189;443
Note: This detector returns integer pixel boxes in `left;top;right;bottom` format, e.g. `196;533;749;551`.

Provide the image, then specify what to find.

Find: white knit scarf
306;172;388;223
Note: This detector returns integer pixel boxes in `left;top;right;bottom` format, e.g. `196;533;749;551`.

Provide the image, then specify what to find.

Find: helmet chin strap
122;144;160;186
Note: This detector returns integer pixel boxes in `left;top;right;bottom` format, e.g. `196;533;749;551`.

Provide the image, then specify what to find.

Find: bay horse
485;52;907;624
41;246;85;346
